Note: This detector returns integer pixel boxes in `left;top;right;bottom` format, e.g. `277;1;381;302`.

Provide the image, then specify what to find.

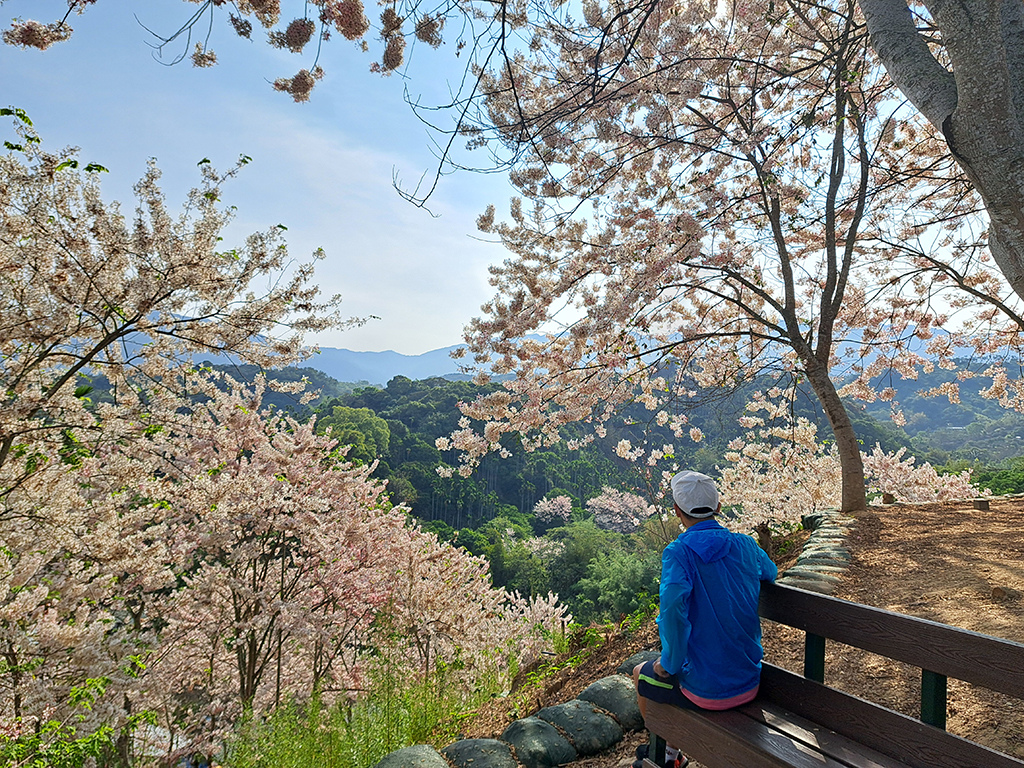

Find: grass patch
225;660;502;768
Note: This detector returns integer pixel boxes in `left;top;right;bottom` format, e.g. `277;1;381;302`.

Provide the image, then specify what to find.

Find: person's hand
653;660;669;677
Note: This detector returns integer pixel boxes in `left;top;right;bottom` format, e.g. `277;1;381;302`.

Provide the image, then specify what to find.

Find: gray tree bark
859;0;1024;302
803;356;867;515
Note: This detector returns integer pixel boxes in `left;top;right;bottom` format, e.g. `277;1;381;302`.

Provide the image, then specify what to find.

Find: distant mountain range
299;344;469;386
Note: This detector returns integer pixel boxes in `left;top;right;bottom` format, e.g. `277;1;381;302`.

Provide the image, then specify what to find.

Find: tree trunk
803;359;867;514
5;643;21;719
860;0;1024;306
754;522;775;558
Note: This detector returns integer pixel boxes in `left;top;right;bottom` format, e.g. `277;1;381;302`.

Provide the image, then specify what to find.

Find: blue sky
0;1;513;354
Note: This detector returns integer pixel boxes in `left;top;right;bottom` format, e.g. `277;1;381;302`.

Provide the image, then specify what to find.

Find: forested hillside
85;361;1017;523
858;362;1024;465
296;370;1007;623
184;364;1024;526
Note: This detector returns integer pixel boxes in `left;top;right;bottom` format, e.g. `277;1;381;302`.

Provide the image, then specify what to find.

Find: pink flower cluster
273;66;325;102
533;495;572;524
718;391;843;533
1;0;453;97
269;17;317;52
719;392;989;534
2;19;72;49
586;486;656;533
862;445;988;504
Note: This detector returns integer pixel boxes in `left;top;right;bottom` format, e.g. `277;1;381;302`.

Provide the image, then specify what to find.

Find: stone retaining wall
776;508;855;594
372;666;650;768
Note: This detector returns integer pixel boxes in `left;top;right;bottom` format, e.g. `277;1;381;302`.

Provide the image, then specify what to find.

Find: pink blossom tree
0;112;345;488
585;487;655;534
0;121;570;758
532;495;572;525
0;114;346;756
133;373;400;726
718;390;843;550
7;1;1024;310
718;390;986;550
120;372;568;754
382;523;569;689
439;2;990;513
862;444;987;505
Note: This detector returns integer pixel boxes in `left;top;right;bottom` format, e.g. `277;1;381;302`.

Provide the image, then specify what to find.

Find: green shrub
574;548;661;625
0;677;153;768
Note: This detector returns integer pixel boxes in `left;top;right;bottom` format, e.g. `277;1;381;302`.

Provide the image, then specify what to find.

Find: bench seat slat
643;700;852;768
759;582;1024;699
760;664;1024;768
743;701;912;768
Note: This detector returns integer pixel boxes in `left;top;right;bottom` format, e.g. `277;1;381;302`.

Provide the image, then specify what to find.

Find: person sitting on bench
633;471;778;768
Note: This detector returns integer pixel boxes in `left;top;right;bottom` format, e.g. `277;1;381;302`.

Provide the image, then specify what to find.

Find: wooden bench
641;581;1024;768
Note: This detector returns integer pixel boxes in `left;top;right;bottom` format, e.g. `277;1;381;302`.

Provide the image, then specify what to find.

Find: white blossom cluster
533;494;572;524
719;391;988;536
862;445;988;504
586;486;656;534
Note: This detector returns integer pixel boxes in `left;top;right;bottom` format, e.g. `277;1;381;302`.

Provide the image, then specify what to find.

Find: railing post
804;632;825;683
921;669;947;729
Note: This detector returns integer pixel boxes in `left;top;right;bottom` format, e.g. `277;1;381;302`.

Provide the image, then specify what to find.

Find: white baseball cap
670;471;720;518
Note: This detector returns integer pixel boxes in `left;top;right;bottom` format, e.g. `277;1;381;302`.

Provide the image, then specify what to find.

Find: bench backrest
758;581;1024;702
643;582;1024;768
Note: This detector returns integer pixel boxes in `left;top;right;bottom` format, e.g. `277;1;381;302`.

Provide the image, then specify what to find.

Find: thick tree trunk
803;359;867;514
860;0;1024;306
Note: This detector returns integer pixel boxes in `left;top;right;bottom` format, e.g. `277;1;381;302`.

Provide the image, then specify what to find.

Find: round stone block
794;561;848;570
536;699;624;755
782;566;842;582
442;738;517;768
501;716;577;768
778;574;838;594
617;649;660;675
578;674;644;731
371;744;449;768
801;512;826;531
799;547;851;562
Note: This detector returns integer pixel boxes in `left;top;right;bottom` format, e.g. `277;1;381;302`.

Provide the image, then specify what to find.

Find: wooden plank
643;699;848;768
759;582;1024;699
742;700;913;768
759;664;1024;768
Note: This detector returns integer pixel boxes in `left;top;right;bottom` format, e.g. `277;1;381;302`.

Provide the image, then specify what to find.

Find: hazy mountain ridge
307;344;470;385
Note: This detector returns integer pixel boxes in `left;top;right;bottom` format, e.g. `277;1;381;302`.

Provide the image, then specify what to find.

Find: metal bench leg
649;732;667;765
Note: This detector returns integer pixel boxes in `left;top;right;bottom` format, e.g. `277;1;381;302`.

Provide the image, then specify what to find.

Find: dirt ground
460;497;1024;767
777;498;1024;760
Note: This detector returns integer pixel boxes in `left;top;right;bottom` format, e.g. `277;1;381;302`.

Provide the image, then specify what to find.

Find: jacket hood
681;523;732;563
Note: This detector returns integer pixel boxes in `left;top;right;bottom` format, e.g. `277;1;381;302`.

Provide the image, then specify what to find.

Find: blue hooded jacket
657;519;777;701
